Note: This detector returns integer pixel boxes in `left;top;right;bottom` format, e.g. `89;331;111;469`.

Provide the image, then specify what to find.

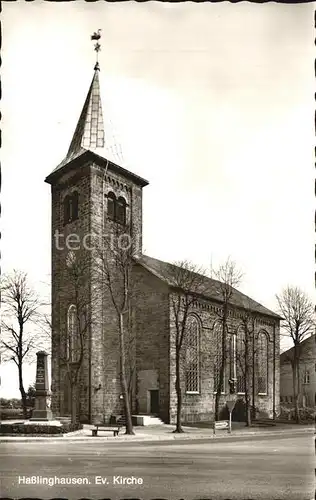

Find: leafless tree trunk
239;308;257;427
1;270;48;418
95;225;136;435
276;286;315;424
213;258;243;421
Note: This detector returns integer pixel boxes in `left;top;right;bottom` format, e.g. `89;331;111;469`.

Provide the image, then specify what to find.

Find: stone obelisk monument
30;351;53;421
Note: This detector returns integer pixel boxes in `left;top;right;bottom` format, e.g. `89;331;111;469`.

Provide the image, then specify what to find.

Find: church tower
45;44;148;423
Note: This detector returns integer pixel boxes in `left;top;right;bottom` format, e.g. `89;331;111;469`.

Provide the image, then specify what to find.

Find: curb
0;427;313;444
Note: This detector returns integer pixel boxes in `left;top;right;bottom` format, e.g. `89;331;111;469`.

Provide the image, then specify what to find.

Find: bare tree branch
1;270;49;417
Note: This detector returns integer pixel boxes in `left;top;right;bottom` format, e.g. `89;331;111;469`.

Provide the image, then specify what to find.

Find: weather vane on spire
91;29;102;70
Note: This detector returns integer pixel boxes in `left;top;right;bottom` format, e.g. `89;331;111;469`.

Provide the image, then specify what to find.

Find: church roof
136;254;281;320
67;66;105;157
45;65;149;188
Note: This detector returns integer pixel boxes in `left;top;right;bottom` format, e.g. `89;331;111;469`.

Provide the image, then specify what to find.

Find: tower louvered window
185;316;200;393
107;192;116;221
106;192;126;225
117;197;126;225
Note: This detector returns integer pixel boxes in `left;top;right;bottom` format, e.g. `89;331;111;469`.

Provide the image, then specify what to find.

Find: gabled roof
136;254;281;320
280;334;316;363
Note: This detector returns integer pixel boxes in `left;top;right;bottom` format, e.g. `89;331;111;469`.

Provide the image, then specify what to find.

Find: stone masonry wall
132;264;170;423
89;163;144;423
51;164;92;420
51;158;146;424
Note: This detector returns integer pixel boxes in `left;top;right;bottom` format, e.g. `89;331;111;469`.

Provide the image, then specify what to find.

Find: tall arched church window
116;197;127;225
213;322;224;393
257;331;268;394
185;316;200;393
236;328;246;393
67;305;78;362
107;192;116;221
229;334;235;380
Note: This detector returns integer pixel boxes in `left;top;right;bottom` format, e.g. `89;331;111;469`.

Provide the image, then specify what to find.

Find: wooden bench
213;420;230;435
91;422;121;437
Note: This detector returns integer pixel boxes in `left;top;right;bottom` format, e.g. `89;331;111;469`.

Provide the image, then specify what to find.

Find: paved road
0;433;314;500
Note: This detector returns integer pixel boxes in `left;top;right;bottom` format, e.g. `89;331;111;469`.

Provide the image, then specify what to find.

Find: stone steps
252;418;276;427
132;415;164;426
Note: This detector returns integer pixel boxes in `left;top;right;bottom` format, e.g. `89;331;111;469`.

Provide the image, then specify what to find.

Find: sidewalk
0;421;314;444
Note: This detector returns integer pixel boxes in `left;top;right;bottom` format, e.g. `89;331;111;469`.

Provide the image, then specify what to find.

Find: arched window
67;305;78;362
213;322;224;393
116;197;127;225
107;192;116;221
64;195;72;225
257;331;268;394
228;333;236;392
64;192;79;225
303;370;310;384
236;327;246;393
72;191;79;220
185;316;200;393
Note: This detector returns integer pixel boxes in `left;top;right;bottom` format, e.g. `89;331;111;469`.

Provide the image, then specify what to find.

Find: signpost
226;399;236;434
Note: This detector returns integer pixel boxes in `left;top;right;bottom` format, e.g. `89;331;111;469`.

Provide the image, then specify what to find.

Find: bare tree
276;286;315;423
237;306;257;426
213;257;243;421
94;225;137;435
1;270;47;418
162;260;207;433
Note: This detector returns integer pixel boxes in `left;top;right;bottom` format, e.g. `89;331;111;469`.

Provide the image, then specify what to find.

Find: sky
1;1;314;398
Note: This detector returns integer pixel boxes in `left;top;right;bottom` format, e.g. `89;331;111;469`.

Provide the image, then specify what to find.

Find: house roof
136;254;281;320
280;334;315;363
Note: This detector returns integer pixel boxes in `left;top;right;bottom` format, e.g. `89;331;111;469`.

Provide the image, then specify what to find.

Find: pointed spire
67;68;105;158
49;30;125;176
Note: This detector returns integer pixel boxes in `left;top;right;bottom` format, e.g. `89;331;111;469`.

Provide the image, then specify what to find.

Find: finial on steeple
91;29;102;70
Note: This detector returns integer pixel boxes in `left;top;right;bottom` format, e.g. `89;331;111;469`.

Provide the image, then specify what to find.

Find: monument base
24;420;62;427
30;409;53;421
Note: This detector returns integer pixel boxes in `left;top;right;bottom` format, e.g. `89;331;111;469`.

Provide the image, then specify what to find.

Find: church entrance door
149;390;159;415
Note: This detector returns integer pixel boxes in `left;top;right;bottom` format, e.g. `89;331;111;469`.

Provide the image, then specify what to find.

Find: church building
45;59;281;425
